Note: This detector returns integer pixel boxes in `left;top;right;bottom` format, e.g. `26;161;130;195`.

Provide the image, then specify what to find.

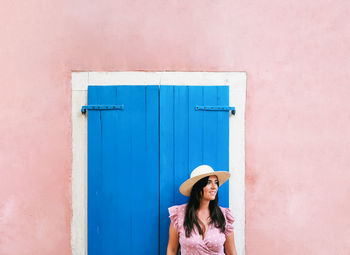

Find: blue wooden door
87;85;230;255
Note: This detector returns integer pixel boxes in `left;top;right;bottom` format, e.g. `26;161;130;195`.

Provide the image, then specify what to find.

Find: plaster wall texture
0;0;349;254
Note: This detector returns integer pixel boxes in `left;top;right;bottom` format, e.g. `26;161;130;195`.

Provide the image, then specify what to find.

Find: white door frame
71;71;247;255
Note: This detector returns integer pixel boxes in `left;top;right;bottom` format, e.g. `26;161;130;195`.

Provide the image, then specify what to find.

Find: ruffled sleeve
168;205;180;232
224;208;235;236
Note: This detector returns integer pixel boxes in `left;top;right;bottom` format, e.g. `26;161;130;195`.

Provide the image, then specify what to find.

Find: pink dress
168;204;234;255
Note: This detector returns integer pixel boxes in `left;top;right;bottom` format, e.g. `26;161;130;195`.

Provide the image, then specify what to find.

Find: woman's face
201;175;219;201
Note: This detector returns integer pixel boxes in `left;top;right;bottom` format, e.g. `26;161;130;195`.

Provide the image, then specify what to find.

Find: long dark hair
183;176;226;237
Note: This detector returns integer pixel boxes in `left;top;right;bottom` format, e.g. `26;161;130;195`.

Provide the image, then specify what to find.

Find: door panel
88;86;159;255
159;86;230;254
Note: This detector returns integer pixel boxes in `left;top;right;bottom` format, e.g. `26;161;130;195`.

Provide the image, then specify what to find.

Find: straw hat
179;165;231;196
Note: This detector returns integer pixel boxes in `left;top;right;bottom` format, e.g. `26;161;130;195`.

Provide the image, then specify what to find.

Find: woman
167;165;238;255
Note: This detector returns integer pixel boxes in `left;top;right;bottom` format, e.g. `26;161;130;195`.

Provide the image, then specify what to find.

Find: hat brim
179;171;231;197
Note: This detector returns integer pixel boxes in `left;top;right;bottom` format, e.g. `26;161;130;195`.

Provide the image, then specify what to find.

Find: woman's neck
199;199;210;211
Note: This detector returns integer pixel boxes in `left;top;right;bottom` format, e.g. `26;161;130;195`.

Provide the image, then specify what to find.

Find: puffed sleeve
168;205;180;232
224;208;235;236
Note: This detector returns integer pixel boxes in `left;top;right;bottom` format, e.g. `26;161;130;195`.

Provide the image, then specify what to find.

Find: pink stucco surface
0;0;349;254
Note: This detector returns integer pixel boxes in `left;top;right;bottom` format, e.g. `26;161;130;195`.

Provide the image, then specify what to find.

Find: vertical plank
99;86;119;254
189;86;204;171
159;85;175;255
104;86;131;254
217;86;230;207
203;86;218;167
174;86;189;205
144;86;160;254
129;86;145;255
87;86;103;255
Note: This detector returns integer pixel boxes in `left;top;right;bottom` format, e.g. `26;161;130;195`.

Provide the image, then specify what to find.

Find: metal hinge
81;105;124;114
195;105;236;115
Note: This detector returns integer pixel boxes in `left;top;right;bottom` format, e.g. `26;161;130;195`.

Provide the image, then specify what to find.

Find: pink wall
1;0;349;254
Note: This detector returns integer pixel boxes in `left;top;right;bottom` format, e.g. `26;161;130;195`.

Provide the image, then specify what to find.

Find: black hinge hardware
81;105;124;114
195;106;236;115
